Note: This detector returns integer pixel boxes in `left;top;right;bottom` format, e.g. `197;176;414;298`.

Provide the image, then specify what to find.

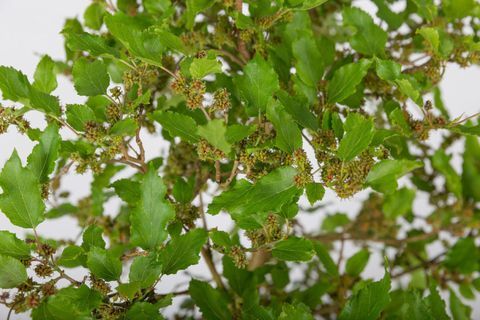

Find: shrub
1;0;480;318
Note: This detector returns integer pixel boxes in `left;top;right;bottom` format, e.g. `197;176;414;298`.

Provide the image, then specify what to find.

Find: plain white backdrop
1;0;480;318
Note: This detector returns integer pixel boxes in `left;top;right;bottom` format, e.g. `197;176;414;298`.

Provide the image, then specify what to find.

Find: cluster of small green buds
164;142;198;183
90;275;111;295
41;183;50;199
71;152;102;174
106;103;122;123
0;105;30;134
240;147;292;180
293;149;313;188
246;214;284;248
37;243;56;257
175;203;200;228
98;303;124;320
229;245;248;269
123;64;160;92
350;193;398;239
321;152;374;198
171;75;206;110
84;121;106;143
212;88;231;111
197;139;225;161
34;263;53;278
109;86;122;100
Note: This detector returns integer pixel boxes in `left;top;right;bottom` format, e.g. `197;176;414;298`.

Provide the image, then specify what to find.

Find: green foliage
0;0;480;318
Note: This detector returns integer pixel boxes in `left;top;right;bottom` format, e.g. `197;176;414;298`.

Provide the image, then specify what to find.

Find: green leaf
292;36;323;87
126;302;163;320
279;303;314;320
0;151;45;228
66;104;97;131
321;213;350;232
44;285;102;320
172;177;195;204
443;0;475;19
225;124;256;144
110;118;138;136
105;13;166;67
343;7;388;56
190;57;222;79
129;253;162;288
395;78;422;105
33;55;57;93
189;279;232;320
28;88;61;116
84;2;106;30
337;113;375;161
72;57;110;96
305;182;325;205
197;119;232;154
382;187;415;219
151;111;200;143
111;179;141;205
339;271;391;320
366;159;422;193
426;284;449;320
235;55;280;115
86;247;122;281
0;66;30;101
327;59;371;103
411;0;437;21
27;124;61;183
462;135;480;201
58;245;86;268
0;231;30;259
443;237;479;274
289;0;328;10
160;229;208;274
371;0;404;29
345;249;370;277
185;0;215;29
313;241;339;277
64;31;119;58
431;149;462;199
82;225;106;251
266;101;302;153
417;27;439;55
0;255;28;288
375;59;402;81
209;167;299;228
272;237;315;262
449;289;471;320
130;166;175;250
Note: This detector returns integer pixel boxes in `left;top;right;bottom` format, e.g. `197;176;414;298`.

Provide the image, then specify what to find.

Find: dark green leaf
130;166;175;250
72;57;110;96
160;229;208;274
0;151;45;228
327;59;371;103
337;113;375;161
189;279;232;320
272;237;315;262
235;55;279;115
27;124;61;183
86;247;122;281
339;271;391;320
33;55;57;93
0;231;30;260
0;255;28;288
266;101;302;153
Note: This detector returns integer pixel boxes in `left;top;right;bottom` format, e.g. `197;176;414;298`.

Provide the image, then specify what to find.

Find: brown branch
235;0;250;61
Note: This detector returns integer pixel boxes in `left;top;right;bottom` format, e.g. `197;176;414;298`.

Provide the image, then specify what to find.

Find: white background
1;0;480;318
